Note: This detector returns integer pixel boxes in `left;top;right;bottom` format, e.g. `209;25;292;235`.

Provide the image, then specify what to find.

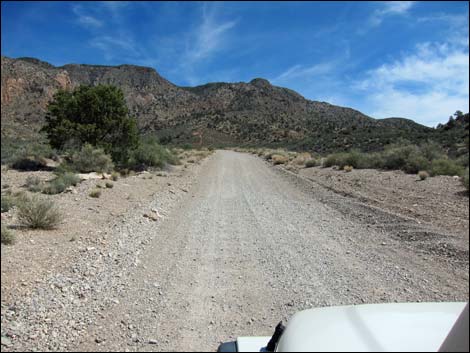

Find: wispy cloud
89;35;138;60
369;1;414;27
70;2;143;63
185;4;237;64
99;1;130;21
72;5;102;29
354;39;469;126
273;63;335;83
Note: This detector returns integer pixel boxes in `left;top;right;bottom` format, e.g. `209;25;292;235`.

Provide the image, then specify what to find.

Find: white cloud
355;40;469;126
367;90;468;128
273;63;334;82
72;5;102;29
369;1;414;27
185;4;237;63
89;35;138;61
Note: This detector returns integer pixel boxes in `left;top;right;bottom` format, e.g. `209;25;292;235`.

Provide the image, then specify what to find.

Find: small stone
1;337;12;347
148;339;158;345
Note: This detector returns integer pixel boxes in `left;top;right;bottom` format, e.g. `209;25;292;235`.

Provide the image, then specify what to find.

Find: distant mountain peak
249;78;271;88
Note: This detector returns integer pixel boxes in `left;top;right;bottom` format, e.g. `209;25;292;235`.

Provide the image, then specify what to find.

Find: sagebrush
17;194;62;229
1;225;15;245
69;144;114;173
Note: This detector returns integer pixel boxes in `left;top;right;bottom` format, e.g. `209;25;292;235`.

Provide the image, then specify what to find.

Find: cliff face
1;56;434;151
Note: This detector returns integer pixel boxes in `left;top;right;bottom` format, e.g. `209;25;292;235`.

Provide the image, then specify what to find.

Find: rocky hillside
1;56;437;152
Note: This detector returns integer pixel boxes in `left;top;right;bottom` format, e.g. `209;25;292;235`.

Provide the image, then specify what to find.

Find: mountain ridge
1;55;437;152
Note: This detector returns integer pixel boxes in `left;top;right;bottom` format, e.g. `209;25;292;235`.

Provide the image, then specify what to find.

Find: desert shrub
126;137;179;170
305;159;317;168
323;153;342;168
119;168;130;177
105;182;114;188
42;178;66;195
111;172;119;181
59;172;80;187
380;145;417;171
264;150;287;160
430;159;465;177
42;173;80;195
323;151;367;169
403;151;431;174
25;176;43;192
455;154;469;168
1;195;15;213
344;151;366;169
5;139;56;171
359;153;384;169
419;141;446;161
418;171;429;180
89;189;101;198
463;168;469;191
16;194;62;229
292;152;312;166
272;154;289;165
344;165;353;172
1;225;15;245
69;144;114;173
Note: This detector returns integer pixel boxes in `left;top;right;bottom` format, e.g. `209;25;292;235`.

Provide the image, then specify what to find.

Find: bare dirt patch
297;166;469;239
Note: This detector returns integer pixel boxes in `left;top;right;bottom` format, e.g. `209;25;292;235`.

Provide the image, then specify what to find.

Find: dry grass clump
1;195;15;213
305;159;317;168
292;152;312;166
272;154;289;165
344;165;354;172
1;225;15;245
462;168;469;191
111;171;119;181
89;189;101;198
418;171;429;180
17;194;62;229
25;176;43;192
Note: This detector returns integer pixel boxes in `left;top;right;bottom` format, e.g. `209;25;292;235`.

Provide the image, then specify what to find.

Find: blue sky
2;1;469;127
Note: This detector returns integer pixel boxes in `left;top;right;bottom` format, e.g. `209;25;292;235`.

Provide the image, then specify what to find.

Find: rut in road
78;150;468;352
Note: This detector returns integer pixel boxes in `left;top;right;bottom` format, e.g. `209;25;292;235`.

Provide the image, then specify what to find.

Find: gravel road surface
75;150;468;352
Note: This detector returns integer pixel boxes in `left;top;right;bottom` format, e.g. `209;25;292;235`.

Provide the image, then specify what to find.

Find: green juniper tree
41;85;139;164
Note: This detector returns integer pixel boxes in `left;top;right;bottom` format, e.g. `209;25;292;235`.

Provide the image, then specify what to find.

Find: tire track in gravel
76;150;468;352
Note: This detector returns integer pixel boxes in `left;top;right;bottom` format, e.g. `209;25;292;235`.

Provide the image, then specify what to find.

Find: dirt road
2;150;468;352
76;150;468;352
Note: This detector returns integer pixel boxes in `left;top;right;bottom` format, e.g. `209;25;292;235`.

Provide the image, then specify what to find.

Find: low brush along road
78;150;468;352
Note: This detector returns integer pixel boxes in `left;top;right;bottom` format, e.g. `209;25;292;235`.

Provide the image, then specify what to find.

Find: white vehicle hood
275;302;467;352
